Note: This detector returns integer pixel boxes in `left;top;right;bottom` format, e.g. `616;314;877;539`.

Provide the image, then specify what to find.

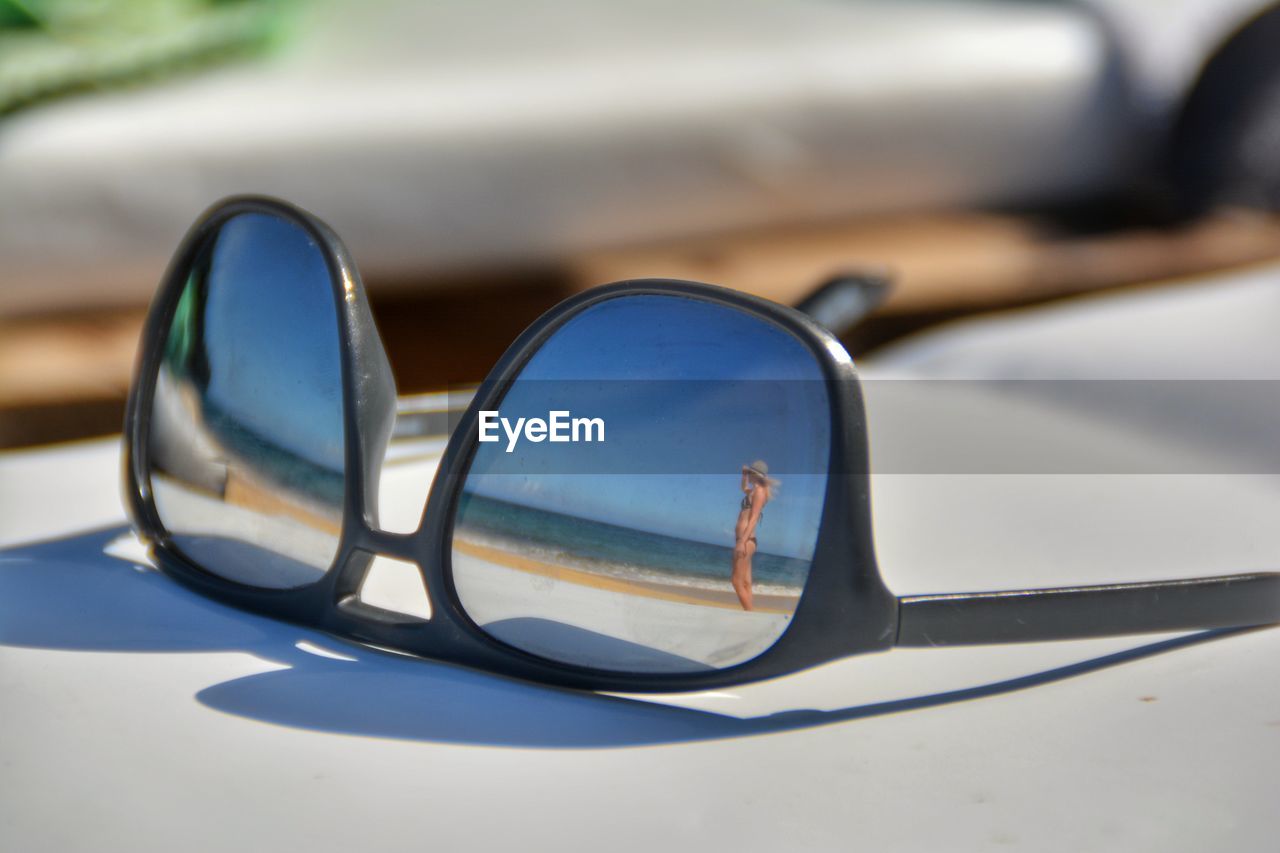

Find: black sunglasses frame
124;195;896;692
124;196;1280;693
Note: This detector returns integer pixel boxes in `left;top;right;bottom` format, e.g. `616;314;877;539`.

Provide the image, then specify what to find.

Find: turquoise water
453;491;810;596
204;397;344;510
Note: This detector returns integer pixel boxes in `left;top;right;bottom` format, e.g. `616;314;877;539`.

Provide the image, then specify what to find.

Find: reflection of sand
451;537;796;673
453;536;798;615
223;470;341;536
152;473;338;581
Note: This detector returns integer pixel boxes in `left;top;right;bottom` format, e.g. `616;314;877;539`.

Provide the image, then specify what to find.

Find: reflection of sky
464;295;830;560
201;214;345;472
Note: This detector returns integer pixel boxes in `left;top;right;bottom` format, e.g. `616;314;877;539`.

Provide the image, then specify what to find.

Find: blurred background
4;0;1280;448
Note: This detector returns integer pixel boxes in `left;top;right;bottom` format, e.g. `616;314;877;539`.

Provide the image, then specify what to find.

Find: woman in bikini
732;460;775;611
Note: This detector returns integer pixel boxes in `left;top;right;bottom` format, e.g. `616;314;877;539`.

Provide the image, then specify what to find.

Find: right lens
450;294;832;674
147;211;347;589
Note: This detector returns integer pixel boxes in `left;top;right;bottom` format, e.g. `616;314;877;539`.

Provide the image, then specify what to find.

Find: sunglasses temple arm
794;272;892;336
390;390;476;442
894;571;1280;646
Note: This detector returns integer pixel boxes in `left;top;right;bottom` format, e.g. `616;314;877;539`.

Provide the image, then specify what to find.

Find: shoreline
452;535;800;615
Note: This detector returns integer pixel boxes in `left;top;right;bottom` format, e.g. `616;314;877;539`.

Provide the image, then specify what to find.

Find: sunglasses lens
147;212;346;588
451;295;832;674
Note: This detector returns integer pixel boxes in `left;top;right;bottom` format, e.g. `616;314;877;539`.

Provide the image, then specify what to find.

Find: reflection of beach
223;470;341;536
149;364;343;580
451;537;793;672
152;473;338;585
453;534;798;614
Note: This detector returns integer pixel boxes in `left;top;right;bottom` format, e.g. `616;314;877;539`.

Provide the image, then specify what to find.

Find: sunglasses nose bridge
329;521;437;621
356;526;418;561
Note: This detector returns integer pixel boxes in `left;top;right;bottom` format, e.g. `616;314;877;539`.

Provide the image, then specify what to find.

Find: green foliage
0;0;292;115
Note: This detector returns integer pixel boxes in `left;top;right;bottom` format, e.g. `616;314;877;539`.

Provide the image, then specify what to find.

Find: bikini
740;490;763;544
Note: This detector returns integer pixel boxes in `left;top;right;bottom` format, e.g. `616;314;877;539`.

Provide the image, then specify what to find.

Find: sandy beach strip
151;473;338;578
223;470;342;535
452;536;799;614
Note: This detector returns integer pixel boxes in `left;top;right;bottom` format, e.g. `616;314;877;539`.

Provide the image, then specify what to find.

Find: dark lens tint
148;212;346;588
451;295;831;674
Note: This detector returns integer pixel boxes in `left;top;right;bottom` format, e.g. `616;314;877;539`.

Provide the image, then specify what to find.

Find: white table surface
3;268;1280;852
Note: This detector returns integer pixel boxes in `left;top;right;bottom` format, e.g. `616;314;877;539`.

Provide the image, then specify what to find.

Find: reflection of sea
202;395;345;512
454;492;809;596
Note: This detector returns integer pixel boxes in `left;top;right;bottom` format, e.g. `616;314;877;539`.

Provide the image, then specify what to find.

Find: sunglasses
123;196;1280;692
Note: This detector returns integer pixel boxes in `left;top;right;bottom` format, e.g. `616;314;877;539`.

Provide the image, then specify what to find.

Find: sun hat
744;460;780;489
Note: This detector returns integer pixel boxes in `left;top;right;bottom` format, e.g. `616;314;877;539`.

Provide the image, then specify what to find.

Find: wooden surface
571;209;1280;314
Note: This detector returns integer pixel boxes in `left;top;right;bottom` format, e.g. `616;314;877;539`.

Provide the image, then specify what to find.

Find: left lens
450;294;832;674
147;211;346;588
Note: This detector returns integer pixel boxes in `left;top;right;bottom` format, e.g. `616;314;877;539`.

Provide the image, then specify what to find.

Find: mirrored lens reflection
148;212;346;589
452;295;832;674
